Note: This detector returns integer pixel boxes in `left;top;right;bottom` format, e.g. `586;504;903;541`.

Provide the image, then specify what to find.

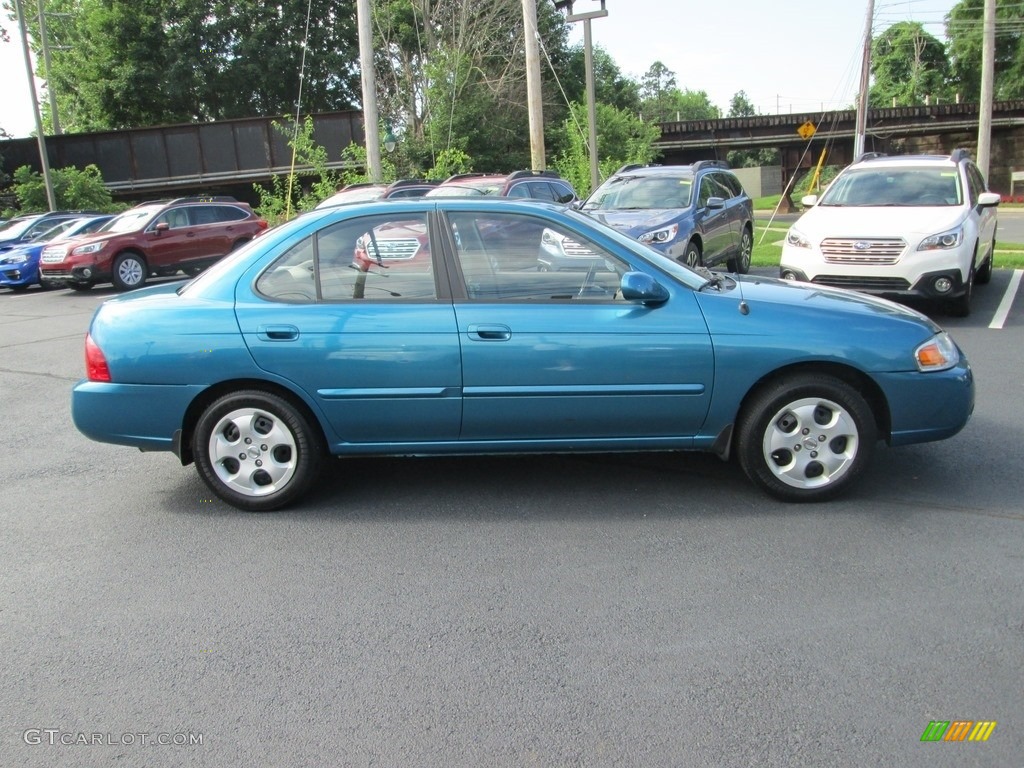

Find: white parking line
989;269;1023;330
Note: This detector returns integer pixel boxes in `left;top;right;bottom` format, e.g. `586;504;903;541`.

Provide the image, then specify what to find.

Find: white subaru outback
779;150;999;317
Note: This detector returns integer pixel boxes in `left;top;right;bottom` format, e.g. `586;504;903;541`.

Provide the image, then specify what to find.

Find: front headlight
786;228;811;249
638;223;678;244
915;332;960;372
918;226;963;251
72;241;106;256
0;255;26;265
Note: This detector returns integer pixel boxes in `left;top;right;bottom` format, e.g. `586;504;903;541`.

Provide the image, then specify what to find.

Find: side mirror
801;194;819;207
620;271;669;305
978;192;1001;207
706;196;725;209
154;222;170;234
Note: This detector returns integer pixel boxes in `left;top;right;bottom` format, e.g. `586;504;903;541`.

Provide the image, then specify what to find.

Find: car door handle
468;324;511;341
257;324;299;341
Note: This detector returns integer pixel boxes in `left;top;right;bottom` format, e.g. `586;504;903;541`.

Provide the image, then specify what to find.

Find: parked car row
0;196;268;293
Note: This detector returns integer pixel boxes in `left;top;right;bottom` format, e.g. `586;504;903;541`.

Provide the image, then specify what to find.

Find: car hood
585;209;684;236
793;205;966;238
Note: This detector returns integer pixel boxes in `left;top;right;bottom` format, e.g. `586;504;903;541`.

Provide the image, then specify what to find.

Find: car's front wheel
681;240;702;268
112;252;148;291
736;373;877;502
947;258;975;318
727;225;753;274
975;236;994;285
192;390;324;512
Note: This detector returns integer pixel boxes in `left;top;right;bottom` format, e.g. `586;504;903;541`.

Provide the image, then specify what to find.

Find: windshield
819;167;963;207
98;208;160;234
0;216;43;239
316;187;386;208
426;185;490;197
584;175;694;211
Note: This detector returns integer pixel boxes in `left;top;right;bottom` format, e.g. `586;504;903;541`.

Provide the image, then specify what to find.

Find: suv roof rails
390;178;437;188
692;160;730;171
855;152;888;163
507;170;559;181
614;163;663;174
337;182;378;191
444;173;489;182
949;148;971;163
167;195;240;204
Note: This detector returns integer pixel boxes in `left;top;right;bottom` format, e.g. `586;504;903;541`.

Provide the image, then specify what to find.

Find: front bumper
779;266;970;300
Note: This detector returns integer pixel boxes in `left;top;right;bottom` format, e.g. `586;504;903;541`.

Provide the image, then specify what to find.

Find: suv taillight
85;334;111;382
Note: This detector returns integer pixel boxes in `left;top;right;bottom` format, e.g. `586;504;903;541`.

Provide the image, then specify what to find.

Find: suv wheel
112;252;148;291
682;241;703;268
947;260;974;318
727;226;753;274
975;236;994;285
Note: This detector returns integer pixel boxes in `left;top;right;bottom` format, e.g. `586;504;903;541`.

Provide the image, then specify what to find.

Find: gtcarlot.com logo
23;729;204;747
920;720;997;742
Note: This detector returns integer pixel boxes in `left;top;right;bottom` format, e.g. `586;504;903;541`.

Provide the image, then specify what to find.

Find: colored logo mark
920;720;997;742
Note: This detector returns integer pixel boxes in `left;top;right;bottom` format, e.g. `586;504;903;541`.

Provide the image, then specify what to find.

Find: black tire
68;282;94;292
192;390;324;512
975;237;994;285
9;284;29;292
38;279;58;291
112;252;148;291
946;260;974;318
681;240;702;268
184;266;204;277
736;373;877;502
727;225;753;274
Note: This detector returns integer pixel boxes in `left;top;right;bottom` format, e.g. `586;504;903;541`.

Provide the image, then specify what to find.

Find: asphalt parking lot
1;275;1022;766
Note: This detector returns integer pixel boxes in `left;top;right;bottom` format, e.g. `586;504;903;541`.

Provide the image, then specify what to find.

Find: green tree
4;0;361;132
728;90;757;118
551;101;659;198
946;0;1024;100
639;62;720;121
870;21;952;107
9;164;119;212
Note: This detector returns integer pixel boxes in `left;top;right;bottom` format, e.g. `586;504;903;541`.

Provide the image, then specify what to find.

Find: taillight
256;219;269;231
85;334;111;382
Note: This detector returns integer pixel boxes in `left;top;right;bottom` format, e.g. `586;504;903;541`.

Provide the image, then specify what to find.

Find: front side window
447;211;627;302
256;213;436;303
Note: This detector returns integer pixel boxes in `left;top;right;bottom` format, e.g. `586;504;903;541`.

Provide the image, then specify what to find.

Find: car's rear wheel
192;390;323;512
736;373;877;502
112;252;148;291
727;225;753;274
68;282;94;292
682;241;702;268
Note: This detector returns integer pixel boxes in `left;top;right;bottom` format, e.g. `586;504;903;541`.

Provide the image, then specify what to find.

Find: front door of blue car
235;212;463;445
442;210;715;444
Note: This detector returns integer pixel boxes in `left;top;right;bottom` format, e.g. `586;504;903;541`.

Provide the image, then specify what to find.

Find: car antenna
737;272;749;315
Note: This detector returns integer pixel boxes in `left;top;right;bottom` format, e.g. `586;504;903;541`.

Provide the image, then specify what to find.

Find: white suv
779;150;999;316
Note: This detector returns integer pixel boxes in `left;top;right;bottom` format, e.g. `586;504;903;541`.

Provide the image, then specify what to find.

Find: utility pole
356;0;383;182
14;0;57;211
976;0;995;180
522;0;545;170
556;0;608;193
853;0;875;160
37;0;61;135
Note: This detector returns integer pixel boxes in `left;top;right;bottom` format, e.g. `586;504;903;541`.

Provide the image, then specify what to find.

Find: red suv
39;196;268;291
427;170;578;203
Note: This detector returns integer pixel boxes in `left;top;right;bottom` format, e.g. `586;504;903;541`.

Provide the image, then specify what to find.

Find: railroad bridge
1;101;1022;206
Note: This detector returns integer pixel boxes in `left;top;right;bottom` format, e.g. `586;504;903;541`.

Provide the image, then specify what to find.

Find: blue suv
580;161;754;273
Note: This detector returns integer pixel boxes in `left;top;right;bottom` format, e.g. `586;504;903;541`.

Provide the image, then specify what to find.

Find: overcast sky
1;0;959;139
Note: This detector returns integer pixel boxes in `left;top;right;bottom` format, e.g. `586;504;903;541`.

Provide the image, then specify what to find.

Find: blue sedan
72;199;973;511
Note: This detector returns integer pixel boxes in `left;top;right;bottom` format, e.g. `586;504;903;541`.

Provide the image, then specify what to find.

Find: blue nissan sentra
72;199;974;511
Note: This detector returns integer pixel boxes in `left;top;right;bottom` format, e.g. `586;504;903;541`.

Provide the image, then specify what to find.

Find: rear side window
257;213;436;303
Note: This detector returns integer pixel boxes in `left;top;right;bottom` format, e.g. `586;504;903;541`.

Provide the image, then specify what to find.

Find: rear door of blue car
234;209;463;446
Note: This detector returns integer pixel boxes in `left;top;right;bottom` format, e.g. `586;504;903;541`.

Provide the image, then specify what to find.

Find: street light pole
37;0;61;135
14;0;57;211
976;0;996;180
522;0;546;170
557;0;608;193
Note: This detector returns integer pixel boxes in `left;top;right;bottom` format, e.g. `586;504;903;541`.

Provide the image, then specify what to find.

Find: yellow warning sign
797;121;816;140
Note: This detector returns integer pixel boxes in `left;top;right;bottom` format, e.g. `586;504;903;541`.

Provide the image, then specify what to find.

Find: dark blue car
0;215;113;291
72;198;972;511
581;162;754;273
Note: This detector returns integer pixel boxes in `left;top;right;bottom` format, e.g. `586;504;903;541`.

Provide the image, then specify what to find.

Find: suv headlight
786;228;811;249
638;223;679;244
918;226;963;251
72;241;107;256
915;332;960;372
0;254;26;265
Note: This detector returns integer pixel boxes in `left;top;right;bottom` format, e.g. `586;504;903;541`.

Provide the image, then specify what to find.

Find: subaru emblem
854;241;870;250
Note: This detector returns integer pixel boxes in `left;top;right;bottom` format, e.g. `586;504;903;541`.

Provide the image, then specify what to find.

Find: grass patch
750;222;1024;269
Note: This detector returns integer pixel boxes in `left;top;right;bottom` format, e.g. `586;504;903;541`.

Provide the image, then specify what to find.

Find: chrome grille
40;249;68;264
561;237;597;257
821;237;905;265
367;238;420;260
